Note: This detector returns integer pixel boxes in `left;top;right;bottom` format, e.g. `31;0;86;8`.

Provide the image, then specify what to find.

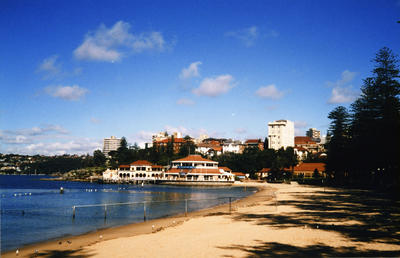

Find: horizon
1;0;399;155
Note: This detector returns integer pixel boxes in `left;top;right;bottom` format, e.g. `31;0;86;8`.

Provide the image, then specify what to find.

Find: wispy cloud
74;21;167;62
192;74;235;97
294;120;309;136
45;85;88;101
176;98;195;105
327;70;359;104
234;128;247;134
37;55;61;79
256;84;284;99
0;126;100;155
90;117;101;124
328;87;359;104
180;61;202;79
225;26;259;47
9;140;101;155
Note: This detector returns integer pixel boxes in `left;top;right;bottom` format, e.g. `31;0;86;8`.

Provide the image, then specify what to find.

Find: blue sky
1;0;399;155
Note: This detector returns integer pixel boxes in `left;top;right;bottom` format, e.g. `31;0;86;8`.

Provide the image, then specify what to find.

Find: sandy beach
4;182;400;257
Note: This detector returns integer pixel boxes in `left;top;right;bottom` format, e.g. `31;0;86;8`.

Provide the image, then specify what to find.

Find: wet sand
4;182;400;257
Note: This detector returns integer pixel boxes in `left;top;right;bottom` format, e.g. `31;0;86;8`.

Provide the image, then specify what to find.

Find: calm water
0;175;255;252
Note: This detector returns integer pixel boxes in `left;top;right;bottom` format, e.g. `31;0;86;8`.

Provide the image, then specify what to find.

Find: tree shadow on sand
218;240;400;257
29;248;94;258
221;188;400;256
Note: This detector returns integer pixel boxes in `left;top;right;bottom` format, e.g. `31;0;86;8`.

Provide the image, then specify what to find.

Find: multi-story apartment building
103;136;121;157
306;128;321;142
267;120;294;150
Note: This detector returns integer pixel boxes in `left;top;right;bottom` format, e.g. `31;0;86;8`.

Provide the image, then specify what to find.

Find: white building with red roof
103;160;165;182
159;155;235;185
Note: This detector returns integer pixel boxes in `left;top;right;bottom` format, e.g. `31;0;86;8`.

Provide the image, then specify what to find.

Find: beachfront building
158;155;235;185
102;160;165;182
103;136;121;157
293;162;326;178
267;120;294;150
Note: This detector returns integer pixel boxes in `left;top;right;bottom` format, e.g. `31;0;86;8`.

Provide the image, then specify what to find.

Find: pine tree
351;47;400;187
326;106;351;183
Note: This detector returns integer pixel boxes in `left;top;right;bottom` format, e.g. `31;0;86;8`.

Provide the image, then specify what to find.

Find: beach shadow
205;212;231;217
218;240;400;257
29;248;93;258
226;187;400;255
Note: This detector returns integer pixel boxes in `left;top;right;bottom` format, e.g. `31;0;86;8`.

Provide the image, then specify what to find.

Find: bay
0;175;255;252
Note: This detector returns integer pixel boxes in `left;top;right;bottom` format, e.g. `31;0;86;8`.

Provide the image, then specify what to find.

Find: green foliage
93;150;106;167
327;47;400;190
214;147;297;178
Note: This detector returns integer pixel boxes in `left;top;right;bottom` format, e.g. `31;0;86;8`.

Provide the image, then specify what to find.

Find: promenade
5;182;400;257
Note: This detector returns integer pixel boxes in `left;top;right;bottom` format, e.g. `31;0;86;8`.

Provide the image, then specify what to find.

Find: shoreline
2;182;271;257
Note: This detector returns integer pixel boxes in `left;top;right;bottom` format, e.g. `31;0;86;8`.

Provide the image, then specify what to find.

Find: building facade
103;136;121;157
267;120;294;150
306;128;321;142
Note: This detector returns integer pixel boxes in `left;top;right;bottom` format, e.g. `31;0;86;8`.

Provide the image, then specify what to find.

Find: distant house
222;140;243;154
255;168;272;179
196;143;222;157
293;162;326;178
233;172;247;180
153;137;189;154
244;139;264;150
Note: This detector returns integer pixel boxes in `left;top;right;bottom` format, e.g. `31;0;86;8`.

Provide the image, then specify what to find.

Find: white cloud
328;87;358;104
192;74;235;97
19;139;101;155
0;126;100;155
235;128;247;134
294;121;309;136
176;98;195;105
327;70;359;104
225;26;259;47
37;55;61;79
74;21;166;62
74;39;122;62
132;31;165;53
256;84;284;99
45;85;88;101
180;61;202;79
326;70;357;88
90;117;101;124
3;125;69;138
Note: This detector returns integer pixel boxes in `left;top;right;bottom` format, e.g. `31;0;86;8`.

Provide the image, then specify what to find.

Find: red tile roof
130;160;154;166
233;172;245;176
212;146;222;152
119;165;130;168
219;166;232;172
295;136;316;145
173;155;216;163
294;162;325;172
245;139;261;144
155;138;187;144
258;168;271;173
